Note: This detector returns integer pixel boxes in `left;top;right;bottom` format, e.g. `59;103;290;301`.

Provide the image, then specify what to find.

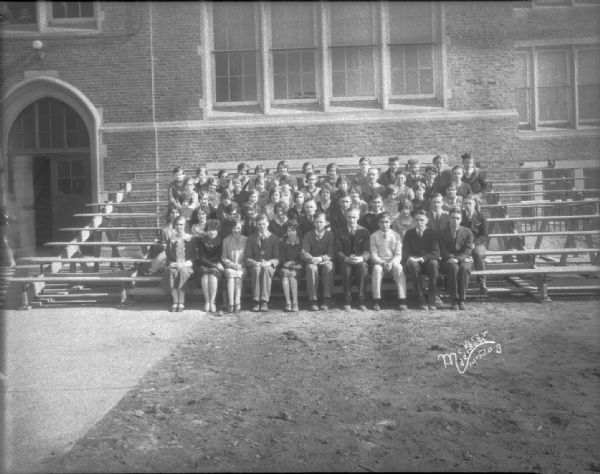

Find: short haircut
388;156;400;164
414;210;427;218
337;191;350;201
173;215;186;226
347;207;360;217
452;165;464;172
462;195;474;203
461;153;471;160
269;187;280;199
431;193;443;201
348;187;360;195
304;198;317;207
279;175;293;186
254;176;265;185
359;156;371;165
225;202;239;214
237;162;248;172
293;190;304;201
319;185;333;195
336;175;348;186
255;213;269;224
398;199;413;211
314;211;327;221
184;177;195;186
302;161;313;172
206;177;216;186
277;160;288;171
432;155;442;163
370;193;383;202
285;219;299;232
326;163;338;172
255;164;265;173
206;219;221;231
231;218;244;228
368;167;379;174
425;165;437;174
274;201;288;213
407;159;418;166
197;190;208;199
195;165;207;175
306;172;317;180
217;169;228;178
449;206;462;216
413;181;426;191
385;184;398;198
378;211;391;222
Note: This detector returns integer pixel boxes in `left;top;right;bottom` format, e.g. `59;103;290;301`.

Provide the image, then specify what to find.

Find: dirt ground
36;296;600;473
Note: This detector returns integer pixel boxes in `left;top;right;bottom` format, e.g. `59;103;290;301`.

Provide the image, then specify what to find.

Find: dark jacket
358;212;382;234
245;232;280;265
334;225;371;263
402;227;440;264
461;210;489;247
426;209;450;234
462;169;488;195
378;169;398;188
438;226;474;262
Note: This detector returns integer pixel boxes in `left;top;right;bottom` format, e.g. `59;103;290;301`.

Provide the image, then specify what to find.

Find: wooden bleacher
7;156;600;309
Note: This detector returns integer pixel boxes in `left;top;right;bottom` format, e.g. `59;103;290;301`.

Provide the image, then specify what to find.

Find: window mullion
260;2;271;114
200;1;212;118
532;47;539;131
34;103;40;151
319;1;331;112
380;1;391;109
572;45;580;129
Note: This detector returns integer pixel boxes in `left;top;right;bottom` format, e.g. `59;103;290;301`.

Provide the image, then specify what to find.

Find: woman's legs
234;277;242;309
226;277;235;307
178;289;185;308
290;276;299;309
282;275;291;306
208;274;218;310
201;275;210;311
170;288;179;310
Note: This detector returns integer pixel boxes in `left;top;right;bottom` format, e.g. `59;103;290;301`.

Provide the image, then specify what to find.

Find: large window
0;1;98;31
207;1;441;112
516;46;600;129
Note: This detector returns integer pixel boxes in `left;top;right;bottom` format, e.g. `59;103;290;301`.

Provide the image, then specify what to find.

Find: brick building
1;1;599;256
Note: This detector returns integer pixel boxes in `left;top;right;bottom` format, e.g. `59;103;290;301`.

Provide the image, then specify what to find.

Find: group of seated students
156;153;489;314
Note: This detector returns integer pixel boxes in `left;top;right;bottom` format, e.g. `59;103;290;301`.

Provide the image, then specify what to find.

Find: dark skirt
199;266;224;278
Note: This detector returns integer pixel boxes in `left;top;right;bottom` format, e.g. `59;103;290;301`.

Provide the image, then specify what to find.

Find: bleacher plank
19;257;150;264
489;231;600;238
44;241;158;247
85;201;168;207
59;227;162;232
485;248;599;256
487;214;599;223
73;212;158;218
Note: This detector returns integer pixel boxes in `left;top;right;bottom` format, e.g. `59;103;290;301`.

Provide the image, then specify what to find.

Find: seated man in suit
301;212;335;311
245;213;280;312
461;195;489;294
330;192;352;233
439;206;474;310
298;198;318;236
361;168;385;204
334;207;371;311
370;212;407;311
426;193;450;235
358;194;384;234
402;210;440;310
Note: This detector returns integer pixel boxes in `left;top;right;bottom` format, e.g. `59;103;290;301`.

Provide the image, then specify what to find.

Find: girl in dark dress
164;216;197;312
197;219;224;313
278;219;303;312
269;202;289;240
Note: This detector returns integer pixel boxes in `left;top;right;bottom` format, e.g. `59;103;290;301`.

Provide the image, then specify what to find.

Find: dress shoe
373;303;380;311
459;302;467;310
320;303;329;311
284;303;292;312
398;303;408;311
428;304;437;311
310;302;319;311
358;303;367;311
451;303;460;310
291;303;299;312
260;301;269;312
252;302;261;312
343;304;351;312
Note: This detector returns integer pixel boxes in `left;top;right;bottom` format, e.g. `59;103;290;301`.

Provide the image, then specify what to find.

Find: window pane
52;2;67;19
243;76;257;101
3;2;37;24
302;73;316;98
331;48;346;71
273;52;286;75
39;133;51;149
331;46;374;97
215;53;228;77
66;132;78;148
577;49;600;84
391;44;433;96
578;85;600;121
287;52;301;74
66;2;80;18
229;52;242;76
51;131;64;148
389;1;433;44
288;74;302;99
538;51;568;86
229;77;243;102
57;161;70;178
213;2;255;51
420;68;434;94
216;78;230;102
80;2;94;18
302;51;315;73
406;70;419;94
22;133;35;150
330;2;375;46
539;86;569;121
332;71;346;97
72;178;85;194
405;45;418;69
515;51;530;87
243;51;256;76
271;2;315;49
274;75;287;100
71;161;84;177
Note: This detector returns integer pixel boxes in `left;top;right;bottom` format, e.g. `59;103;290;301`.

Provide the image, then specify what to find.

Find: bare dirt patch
42;298;600;472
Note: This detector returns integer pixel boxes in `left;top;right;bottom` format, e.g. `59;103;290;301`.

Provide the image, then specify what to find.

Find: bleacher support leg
536;275;551;303
19;283;32;310
119;285;128;306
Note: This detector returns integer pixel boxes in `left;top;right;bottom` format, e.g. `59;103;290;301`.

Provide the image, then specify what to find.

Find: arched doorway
7;97;92;252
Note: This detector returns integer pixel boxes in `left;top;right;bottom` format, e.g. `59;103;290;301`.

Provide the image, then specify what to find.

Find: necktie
418;230;422;238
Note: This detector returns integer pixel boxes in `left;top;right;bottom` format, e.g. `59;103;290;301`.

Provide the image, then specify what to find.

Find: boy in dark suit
402;210;440;310
334;207;371;311
461;195;489;294
439;206;474;310
245;213;280;312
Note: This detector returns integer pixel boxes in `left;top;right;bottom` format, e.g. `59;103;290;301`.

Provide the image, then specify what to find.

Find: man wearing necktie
426;193;450;235
334;207;371;311
402;210;440;310
439;206;474;310
461;195;489;294
245;213;280;312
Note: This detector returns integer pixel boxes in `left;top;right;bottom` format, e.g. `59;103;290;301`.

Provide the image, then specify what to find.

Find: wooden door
51;156;91;241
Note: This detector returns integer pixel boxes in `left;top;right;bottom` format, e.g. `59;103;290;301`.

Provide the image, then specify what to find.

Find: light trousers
249;265;275;302
305;262;333;302
371;262;407;299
